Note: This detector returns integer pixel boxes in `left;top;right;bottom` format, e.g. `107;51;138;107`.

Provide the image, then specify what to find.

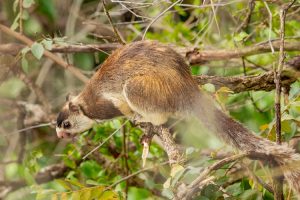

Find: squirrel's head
56;94;95;139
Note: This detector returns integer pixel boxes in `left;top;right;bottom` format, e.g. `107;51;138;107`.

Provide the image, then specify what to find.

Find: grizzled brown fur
56;40;300;195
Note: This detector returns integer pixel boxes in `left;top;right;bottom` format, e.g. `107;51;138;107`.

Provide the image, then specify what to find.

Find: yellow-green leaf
80;188;91;200
61;193;68;200
71;191;80;200
163;178;171;189
51;194;58;200
170;164;184;177
31;42;44;60
55;179;72;191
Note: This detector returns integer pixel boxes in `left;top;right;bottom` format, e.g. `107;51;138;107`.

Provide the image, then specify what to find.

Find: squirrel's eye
63;121;71;129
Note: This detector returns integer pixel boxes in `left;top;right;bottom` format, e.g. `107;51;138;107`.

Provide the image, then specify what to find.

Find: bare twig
194;68;299;93
209;0;220;35
121;120;129;199
102;0;126;45
186;40;300;64
1;40;300;64
0;43;120;55
16;105;27;164
109;160;171;189
177;153;247;199
272;1;296;199
235;0;255;33
263;1;275;53
142;0;182;40
242;163;274;194
19;0;23;34
82;119;130;160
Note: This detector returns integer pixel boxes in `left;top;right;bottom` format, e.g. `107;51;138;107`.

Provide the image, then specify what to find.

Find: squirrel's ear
68;102;80;113
66;93;76;102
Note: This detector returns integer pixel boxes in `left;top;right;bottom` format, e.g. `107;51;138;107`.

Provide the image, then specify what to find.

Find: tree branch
1;40;300;65
176;153;247;200
0;43;121;55
186;40;300;64
194;69;298;93
272;1;296;199
153;125;184;165
102;0;126;45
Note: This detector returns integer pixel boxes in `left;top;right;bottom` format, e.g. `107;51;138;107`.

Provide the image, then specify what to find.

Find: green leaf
36;0;57;21
23;0;35;8
234;31;249;42
80;188;91;200
80;160;102;179
41;39;53;50
163;178;171;188
55;179;72;191
86;179;101;186
64;179;85;189
71;192;80;200
128;187;151;200
21;56;29;74
226;182;243;196
13;0;19;12
186;147;195;155
202;83;216;93
21;47;31;55
51;194;58;200
170;164;185;177
90;186;105;199
171;167;186;187
31;42;44;60
161;188;174;199
61;193;68;200
11;13;20;31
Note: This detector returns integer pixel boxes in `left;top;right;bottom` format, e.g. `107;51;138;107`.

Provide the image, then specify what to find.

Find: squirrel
56;40;300;194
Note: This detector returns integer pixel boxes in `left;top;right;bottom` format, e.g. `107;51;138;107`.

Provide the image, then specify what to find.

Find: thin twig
273;1;296;199
242;163;274;194
5;122;53;136
186;40;300;64
142;0;182;40
122;120;129;199
241;57;264;113
177;153;247;199
82;119;130;160
108;160;171;188
235;0;255;33
102;0;126;45
263;0;275;53
209;0;220;36
17;105;26;164
2;40;300;64
19;0;23;34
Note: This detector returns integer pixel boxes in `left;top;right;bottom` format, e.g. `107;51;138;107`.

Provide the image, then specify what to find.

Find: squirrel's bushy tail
192;93;300;195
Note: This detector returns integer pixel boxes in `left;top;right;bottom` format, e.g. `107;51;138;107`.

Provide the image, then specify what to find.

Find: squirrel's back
92;40;193;85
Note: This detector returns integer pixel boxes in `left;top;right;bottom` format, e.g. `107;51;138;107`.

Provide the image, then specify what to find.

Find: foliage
0;0;300;200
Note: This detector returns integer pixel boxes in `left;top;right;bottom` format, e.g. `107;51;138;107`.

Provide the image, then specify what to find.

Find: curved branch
1;40;300;66
186;41;300;64
194;69;299;93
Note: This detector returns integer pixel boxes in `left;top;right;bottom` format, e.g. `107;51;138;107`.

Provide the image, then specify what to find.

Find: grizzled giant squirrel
56;40;300;194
